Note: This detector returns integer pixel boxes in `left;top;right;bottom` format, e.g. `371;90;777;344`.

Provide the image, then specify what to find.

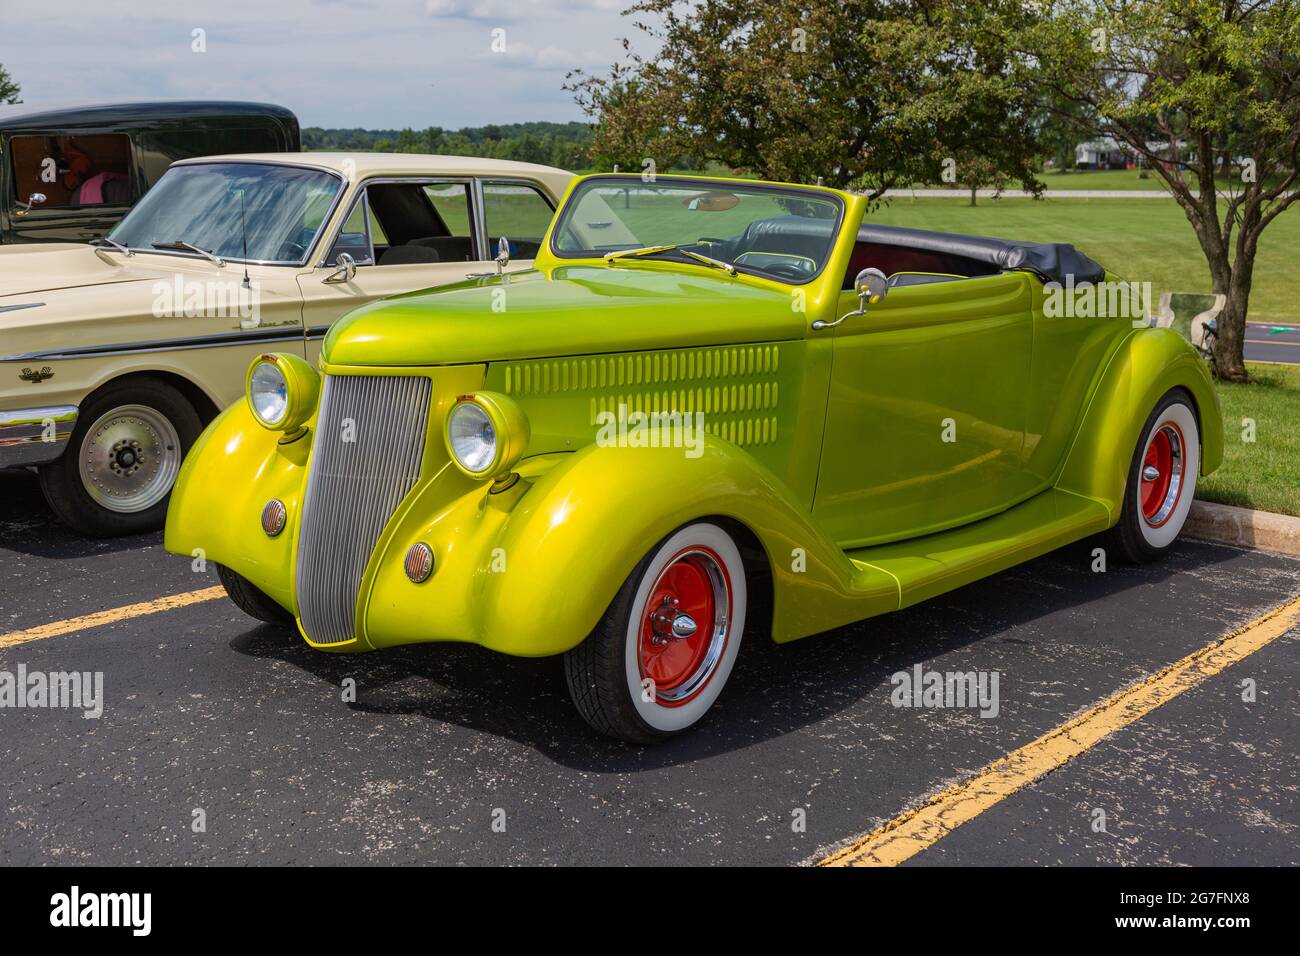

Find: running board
845;488;1112;611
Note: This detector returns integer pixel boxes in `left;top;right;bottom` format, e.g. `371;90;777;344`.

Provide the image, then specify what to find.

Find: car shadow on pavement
0;467;158;558
227;536;1259;772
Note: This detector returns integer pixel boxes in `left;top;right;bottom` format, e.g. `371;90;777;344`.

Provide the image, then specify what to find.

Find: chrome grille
295;374;432;644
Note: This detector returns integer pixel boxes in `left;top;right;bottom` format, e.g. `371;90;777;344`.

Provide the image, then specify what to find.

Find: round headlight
445;392;529;480
447;402;496;474
246;353;321;434
249;361;288;427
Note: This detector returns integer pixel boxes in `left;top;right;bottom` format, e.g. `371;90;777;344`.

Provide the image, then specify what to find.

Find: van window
9;133;135;209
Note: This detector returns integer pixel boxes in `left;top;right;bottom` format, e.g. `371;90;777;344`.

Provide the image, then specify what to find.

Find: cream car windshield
551;178;842;283
108;162;341;264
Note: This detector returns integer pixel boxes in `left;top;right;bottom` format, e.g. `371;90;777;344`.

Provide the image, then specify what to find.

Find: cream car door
298;179;516;365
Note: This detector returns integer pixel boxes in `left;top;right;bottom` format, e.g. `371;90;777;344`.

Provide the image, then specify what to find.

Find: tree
0;63;20;105
1021;0;1300;382
567;0;1045;199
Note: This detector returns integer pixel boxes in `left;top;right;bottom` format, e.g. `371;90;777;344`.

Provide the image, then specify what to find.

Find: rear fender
1056;327;1223;520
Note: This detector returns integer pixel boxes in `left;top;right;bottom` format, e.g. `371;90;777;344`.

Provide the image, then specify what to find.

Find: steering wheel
765;261;812;280
277;239;307;261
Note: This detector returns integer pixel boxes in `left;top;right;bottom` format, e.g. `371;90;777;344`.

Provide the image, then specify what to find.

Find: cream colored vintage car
0;152;572;535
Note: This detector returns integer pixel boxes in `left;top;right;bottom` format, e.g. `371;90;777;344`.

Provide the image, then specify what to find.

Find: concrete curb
1185;500;1300;556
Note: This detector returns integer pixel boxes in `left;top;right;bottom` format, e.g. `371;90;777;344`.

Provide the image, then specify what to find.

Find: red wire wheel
637;547;731;707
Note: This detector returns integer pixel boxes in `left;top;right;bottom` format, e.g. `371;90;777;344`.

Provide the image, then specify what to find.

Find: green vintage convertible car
165;173;1222;743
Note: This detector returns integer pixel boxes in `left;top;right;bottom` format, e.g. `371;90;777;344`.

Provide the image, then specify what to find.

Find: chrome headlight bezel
444;391;529;480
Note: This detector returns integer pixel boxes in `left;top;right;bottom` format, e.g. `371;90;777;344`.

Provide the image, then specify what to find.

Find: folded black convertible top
857;224;1106;286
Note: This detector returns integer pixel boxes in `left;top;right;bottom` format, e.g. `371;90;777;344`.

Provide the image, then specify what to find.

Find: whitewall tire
564;522;747;743
1107;390;1201;562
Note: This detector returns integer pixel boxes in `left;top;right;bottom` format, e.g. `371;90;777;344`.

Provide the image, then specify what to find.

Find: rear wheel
217;564;294;626
1106;389;1200;563
563;522;747;744
38;378;202;537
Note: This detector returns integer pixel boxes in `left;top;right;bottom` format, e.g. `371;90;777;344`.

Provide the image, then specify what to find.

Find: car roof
0;100;297;129
172;152;575;197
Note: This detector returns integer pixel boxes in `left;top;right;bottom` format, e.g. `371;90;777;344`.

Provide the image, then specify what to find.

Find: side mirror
495;236;510;275
813;267;889;330
15;192;46;216
323;252;357;284
854;267;889;306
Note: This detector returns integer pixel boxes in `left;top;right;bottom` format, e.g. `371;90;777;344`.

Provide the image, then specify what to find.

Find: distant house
1075;137;1130;170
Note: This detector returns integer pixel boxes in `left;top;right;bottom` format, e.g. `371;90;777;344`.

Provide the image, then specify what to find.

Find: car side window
424;184;473;239
8;133;136;209
325;192;375;266
482;182;554;259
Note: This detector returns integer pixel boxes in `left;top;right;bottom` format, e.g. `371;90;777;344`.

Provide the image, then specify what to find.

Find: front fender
164;400;309;613
1056;327;1223;520
364;437;897;656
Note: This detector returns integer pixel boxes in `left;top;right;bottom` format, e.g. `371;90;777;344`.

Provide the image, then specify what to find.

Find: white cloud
0;0;641;128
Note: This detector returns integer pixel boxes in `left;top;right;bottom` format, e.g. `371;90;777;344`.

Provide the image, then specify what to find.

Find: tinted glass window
9;133;135;209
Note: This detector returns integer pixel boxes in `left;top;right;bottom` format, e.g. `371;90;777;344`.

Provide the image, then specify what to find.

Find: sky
0;0;643;130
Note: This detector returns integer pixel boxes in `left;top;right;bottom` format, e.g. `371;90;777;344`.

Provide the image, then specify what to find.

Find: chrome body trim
0;404;78;467
0;326;305;362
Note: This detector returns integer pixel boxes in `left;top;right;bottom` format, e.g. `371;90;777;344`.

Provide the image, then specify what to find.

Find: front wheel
217;564;295;626
38;377;202;537
1106;389;1201;563
563;522;747;744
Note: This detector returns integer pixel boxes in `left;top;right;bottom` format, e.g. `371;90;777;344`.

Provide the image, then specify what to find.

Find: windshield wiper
151;240;225;267
90;236;133;257
604;244;737;276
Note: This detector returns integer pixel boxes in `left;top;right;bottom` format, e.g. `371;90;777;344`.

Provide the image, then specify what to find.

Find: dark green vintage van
0;100;299;244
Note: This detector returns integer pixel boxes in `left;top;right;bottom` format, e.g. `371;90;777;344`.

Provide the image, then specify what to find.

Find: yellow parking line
0;586;226;651
1246;339;1300;346
818;595;1300;867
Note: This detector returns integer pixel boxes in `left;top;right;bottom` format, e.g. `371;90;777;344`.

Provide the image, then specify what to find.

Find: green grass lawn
866;197;1300;326
1197;363;1300;517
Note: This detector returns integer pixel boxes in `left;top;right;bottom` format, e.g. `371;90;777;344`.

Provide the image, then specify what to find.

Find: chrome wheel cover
77;404;182;513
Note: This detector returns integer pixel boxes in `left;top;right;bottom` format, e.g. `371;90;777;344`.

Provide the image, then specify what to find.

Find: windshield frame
547;174;846;285
107;159;349;269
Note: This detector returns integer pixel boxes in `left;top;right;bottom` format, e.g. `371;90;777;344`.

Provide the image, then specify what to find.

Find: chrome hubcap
649;597;699;645
1142;465;1161;482
78;404;181;513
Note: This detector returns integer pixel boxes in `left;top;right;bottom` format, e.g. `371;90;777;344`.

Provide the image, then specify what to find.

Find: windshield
550;177;843;283
109;162;342;264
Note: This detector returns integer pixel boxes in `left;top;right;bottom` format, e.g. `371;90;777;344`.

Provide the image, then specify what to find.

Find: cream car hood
0;244;171;298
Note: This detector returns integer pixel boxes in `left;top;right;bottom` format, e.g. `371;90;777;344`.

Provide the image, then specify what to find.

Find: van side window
9;134;135;209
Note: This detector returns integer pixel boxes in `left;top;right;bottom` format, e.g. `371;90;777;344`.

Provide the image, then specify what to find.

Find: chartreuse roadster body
166;173;1222;743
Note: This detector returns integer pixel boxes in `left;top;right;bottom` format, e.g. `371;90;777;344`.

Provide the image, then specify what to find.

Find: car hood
0;243;167;297
323;265;808;367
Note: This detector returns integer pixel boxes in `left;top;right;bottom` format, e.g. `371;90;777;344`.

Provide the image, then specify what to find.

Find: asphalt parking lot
1246;321;1300;365
2;465;1297;866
